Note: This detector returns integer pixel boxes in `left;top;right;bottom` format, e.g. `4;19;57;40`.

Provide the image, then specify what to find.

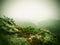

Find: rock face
0;16;59;45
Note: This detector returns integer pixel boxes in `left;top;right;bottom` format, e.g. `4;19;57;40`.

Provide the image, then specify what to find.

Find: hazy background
0;0;60;42
0;0;59;23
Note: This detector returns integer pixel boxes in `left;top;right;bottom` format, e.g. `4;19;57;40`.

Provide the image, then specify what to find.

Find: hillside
0;16;59;45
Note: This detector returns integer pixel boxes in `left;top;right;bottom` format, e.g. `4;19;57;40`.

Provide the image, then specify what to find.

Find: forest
0;16;60;45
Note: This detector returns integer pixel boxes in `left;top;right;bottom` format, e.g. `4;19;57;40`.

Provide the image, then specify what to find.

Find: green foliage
0;16;19;35
9;38;30;45
0;34;10;45
0;16;59;45
22;26;35;35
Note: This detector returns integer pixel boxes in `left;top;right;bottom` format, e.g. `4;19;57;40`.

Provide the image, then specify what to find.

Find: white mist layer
2;0;58;24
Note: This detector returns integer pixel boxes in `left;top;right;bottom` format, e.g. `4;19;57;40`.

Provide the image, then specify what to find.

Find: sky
0;0;59;24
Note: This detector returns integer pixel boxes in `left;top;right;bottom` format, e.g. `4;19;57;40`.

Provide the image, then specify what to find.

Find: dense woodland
0;16;60;45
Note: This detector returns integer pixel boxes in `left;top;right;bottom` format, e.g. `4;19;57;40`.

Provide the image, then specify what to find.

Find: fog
0;0;59;24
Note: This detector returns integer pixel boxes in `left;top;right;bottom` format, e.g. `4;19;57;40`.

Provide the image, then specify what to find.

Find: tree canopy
0;16;59;45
